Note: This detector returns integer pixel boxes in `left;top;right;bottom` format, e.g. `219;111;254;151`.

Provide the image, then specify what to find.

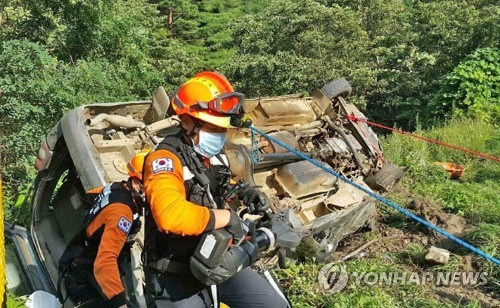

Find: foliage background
1;0;498;215
1;0;499;305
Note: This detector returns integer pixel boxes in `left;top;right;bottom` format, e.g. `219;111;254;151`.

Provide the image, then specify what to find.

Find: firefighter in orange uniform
58;151;149;308
142;71;289;307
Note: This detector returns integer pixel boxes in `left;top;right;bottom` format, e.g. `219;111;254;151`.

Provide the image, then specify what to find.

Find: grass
274;257;404;307
274;255;486;307
464;224;500;277
381;117;499;223
394;243;427;266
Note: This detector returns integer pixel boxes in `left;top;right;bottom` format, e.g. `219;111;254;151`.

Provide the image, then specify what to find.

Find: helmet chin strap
182;115;204;137
193;120;204;134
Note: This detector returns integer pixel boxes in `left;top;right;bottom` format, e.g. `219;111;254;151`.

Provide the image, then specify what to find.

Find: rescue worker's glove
226;209;249;245
239;187;270;214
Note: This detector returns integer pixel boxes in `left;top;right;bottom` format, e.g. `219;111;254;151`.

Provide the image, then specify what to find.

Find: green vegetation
5;293;25;308
1;0;499;306
275;255;483;307
382;118;499;223
429;48;500;122
464;224;500;276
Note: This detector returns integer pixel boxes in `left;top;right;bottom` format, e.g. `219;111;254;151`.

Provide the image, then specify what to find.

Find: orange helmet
126;149;150;180
172;71;246;128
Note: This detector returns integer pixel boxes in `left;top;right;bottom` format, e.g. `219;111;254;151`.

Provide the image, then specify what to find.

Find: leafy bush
429;48;500;122
223;0;375;103
0;38;179;219
0;40;70;178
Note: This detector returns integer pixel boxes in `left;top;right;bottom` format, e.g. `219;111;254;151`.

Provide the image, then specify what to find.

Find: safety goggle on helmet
172;71;250;128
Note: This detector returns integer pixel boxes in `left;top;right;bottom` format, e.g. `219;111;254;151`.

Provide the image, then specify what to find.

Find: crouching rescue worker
57;150;149;308
142;71;290;307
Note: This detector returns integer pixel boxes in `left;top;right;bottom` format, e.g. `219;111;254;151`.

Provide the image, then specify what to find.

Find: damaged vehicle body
227;78;402;260
5;78;402;305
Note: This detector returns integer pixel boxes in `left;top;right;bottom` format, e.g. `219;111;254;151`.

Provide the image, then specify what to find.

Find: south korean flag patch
117;216;132;234
152;158;174;174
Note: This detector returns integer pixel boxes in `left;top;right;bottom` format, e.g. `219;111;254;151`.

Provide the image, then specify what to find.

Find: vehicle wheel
371;163;405;192
320;78;352;100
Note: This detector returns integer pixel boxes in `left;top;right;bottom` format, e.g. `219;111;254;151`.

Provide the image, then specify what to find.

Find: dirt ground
330;196;499;307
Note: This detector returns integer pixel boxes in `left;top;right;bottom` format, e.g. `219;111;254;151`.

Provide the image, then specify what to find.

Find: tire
320;78;352;100
371;163;404;192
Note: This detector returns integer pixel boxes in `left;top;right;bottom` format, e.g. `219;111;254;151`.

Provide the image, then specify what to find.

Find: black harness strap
156;135;211;188
147;258;189;274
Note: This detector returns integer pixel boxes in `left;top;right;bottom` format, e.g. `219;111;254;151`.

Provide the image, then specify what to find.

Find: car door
4;221;54;298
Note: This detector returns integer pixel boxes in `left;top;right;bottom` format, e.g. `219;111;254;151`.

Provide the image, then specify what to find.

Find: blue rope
250;126;500;266
250;127;261;165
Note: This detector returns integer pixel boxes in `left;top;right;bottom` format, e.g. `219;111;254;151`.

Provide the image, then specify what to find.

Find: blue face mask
193;129;227;158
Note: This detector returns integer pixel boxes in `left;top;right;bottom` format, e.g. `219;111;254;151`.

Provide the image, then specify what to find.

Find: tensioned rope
345;115;500;162
250;126;500;266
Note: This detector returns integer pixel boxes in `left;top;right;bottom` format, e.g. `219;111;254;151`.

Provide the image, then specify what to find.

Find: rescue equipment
190;213;304;285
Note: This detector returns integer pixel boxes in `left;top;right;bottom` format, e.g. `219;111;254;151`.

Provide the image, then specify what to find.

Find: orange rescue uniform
80;183;133;300
143;149;215;236
85;203;133;301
